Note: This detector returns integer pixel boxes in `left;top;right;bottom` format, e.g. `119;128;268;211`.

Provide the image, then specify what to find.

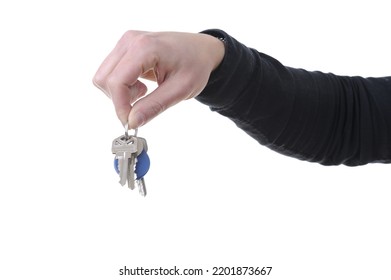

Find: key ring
124;123;138;140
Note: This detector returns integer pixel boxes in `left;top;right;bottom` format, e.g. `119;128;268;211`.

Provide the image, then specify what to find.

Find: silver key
136;137;148;155
127;134;145;190
112;133;138;186
127;154;136;190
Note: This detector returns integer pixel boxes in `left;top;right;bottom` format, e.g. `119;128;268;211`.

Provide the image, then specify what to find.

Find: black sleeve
196;29;391;166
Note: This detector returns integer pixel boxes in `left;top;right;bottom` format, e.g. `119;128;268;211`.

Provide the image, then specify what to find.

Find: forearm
197;29;391;166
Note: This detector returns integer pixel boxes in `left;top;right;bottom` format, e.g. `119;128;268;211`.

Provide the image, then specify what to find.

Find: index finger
93;30;149;95
105;34;162;123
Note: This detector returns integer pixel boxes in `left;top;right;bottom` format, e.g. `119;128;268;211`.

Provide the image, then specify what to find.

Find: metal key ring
124;123;138;139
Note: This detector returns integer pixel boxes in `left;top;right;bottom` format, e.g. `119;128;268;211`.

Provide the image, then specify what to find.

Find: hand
93;30;225;128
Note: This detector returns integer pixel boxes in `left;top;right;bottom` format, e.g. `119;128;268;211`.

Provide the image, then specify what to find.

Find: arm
198;29;391;166
93;29;391;166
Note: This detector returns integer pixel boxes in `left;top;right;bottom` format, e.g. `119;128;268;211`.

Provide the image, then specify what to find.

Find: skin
93;30;225;129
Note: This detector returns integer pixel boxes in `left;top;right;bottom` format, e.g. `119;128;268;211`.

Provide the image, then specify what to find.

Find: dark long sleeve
196;29;391;166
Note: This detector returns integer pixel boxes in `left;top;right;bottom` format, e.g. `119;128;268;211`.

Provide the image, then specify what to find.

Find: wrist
199;30;226;71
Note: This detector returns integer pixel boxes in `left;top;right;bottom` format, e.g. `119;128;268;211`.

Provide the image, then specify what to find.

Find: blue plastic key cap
135;150;150;179
114;150;150;178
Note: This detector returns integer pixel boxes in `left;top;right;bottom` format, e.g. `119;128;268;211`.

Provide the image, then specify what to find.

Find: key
136;178;147;197
113;146;136;189
127;152;136;190
112;133;138;186
135;150;150;196
126;134;145;190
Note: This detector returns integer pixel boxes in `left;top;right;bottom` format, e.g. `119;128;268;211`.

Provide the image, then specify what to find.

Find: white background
0;0;390;279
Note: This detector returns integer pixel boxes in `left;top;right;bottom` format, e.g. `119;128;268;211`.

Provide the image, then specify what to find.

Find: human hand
93;30;225;128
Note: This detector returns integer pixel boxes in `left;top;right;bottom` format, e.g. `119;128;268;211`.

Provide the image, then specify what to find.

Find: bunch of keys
111;125;150;196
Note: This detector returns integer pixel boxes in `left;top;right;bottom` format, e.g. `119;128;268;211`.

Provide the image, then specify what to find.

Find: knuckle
92;73;106;89
121;30;148;43
122;30;139;40
106;75;120;91
127;32;156;52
